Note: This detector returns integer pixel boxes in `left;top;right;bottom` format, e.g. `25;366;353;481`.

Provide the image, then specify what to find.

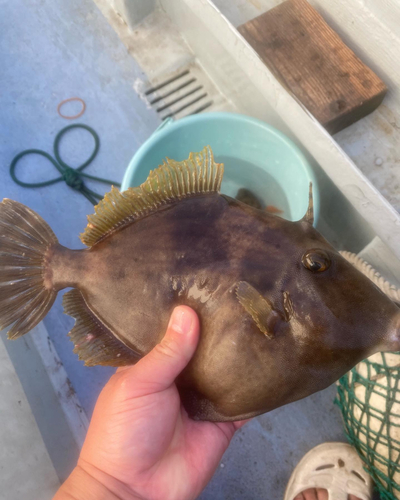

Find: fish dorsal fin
63;289;141;366
80;146;224;247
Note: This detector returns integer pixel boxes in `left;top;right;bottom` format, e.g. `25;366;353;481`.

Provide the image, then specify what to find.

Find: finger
316;489;328;500
116;366;131;373
131;305;200;394
303;490;318;500
232;418;252;430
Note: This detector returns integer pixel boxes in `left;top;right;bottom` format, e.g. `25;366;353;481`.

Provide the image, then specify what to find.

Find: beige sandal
284;443;373;500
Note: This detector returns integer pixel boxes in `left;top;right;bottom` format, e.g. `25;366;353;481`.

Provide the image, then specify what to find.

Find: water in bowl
217;156;291;220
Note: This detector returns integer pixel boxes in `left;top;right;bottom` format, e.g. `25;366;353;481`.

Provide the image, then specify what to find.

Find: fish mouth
386;311;400;351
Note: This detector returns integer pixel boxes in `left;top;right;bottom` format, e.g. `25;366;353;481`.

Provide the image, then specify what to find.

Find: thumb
130;305;200;395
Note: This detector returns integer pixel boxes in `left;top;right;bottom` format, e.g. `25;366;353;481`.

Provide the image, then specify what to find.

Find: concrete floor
0;0;352;498
0;0;159;415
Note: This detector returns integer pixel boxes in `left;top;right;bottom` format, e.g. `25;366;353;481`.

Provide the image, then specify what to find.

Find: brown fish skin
1;147;399;422
46;193;400;421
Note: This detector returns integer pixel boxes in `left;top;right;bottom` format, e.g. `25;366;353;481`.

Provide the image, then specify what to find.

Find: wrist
54;463;142;500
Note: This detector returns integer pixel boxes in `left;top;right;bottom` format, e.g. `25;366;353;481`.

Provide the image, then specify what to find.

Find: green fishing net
336;352;400;499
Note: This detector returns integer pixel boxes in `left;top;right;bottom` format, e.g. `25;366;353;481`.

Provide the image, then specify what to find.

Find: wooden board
238;0;387;134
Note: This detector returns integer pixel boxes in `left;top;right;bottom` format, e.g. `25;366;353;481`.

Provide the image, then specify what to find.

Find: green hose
10;124;121;205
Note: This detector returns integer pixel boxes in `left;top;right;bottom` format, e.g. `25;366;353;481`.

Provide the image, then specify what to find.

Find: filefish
236;187;283;214
1;147;399;421
236;188;264;209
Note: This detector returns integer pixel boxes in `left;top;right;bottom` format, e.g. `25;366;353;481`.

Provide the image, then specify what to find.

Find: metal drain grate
144;67;214;120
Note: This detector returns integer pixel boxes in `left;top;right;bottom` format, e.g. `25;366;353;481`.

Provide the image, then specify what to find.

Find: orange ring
57;97;86;119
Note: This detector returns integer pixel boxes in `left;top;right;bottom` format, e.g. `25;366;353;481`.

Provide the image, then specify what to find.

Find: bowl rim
121;112;319;223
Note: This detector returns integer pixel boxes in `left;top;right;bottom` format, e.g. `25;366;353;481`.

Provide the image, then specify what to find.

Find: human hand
55;306;248;500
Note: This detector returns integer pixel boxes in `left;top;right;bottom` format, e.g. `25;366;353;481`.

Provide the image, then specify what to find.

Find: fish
265;204;283;214
235;188;264;209
235;188;284;214
0;146;399;422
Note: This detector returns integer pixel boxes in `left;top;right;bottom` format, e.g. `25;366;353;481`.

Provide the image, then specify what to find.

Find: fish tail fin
0;199;58;339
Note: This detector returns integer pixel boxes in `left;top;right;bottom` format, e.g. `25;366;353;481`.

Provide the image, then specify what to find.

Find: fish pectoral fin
236;281;281;339
63;289;141;367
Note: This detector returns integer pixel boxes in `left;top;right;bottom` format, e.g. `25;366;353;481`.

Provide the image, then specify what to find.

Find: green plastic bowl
121;112;319;224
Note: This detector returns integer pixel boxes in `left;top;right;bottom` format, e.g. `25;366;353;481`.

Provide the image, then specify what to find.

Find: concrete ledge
0;336;60;499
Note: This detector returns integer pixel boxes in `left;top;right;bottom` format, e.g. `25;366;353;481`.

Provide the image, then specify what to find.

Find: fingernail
169;307;193;335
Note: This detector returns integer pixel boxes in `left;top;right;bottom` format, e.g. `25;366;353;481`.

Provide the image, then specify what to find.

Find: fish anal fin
63;289;140;367
80;146;224;247
236;281;281;339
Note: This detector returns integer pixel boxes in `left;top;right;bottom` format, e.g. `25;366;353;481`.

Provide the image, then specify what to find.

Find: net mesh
336;352;400;499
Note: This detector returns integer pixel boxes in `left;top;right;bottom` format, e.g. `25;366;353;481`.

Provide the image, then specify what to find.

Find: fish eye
302;249;331;273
